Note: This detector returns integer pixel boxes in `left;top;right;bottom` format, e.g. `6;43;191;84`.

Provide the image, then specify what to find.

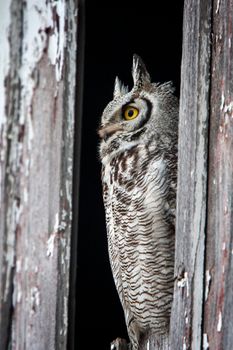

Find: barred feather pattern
98;55;178;350
101;141;176;349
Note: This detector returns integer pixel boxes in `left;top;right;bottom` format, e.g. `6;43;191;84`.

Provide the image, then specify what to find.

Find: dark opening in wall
74;1;184;349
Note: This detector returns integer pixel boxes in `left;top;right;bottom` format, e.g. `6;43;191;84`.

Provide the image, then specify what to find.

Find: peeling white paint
47;232;56;258
183;337;187;350
223;101;233;115
53;210;68;234
66;179;72;205
177;277;186;288
59;208;68;231
216;0;221;14
17;285;22;304
27;110;34;150
220;94;233;118
61;209;67;220
47;212;61;257
16;259;22;273
222;242;226;250
184;309;189;333
53;212;59;232
19;0;66;149
147;340;150;350
205;270;211;301
60;220;67;231
12;278;22;306
217;311;222;332
220;93;225;110
24;257;29;271
177;272;189;297
0;0;76;343
23;188;28;203
48;0;66;81
30;286;40;313
203;333;209;349
25;157;30;177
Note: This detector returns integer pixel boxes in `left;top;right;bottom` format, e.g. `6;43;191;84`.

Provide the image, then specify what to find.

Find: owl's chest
102;145;166;215
102;146;143;193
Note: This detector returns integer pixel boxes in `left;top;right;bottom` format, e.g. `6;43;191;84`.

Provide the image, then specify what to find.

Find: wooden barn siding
0;0;78;349
170;0;233;350
204;0;233;349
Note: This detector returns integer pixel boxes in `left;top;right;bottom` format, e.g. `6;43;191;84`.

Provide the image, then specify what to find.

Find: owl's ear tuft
132;54;151;89
113;76;129;99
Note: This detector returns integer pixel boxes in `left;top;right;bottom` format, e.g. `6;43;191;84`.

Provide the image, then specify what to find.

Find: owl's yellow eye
123;106;139;120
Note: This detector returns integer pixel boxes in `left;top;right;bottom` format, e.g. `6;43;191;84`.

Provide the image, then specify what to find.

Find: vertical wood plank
170;1;212;349
0;1;23;348
67;0;85;349
0;0;78;348
204;0;233;349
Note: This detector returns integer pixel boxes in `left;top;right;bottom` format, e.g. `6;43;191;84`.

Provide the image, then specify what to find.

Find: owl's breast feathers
101;143;175;333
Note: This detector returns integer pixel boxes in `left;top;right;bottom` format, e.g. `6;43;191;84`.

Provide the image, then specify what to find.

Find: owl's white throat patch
101;140;138;167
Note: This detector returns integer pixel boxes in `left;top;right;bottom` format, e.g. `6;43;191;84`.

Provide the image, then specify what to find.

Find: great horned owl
98;55;178;350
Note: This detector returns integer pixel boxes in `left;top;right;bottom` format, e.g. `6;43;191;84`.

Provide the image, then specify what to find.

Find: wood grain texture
203;0;233;349
0;1;23;348
170;1;212;349
0;0;78;349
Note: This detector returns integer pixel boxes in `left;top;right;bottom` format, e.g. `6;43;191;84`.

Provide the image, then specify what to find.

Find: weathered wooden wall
204;0;233;349
170;0;212;348
170;0;233;350
0;1;78;349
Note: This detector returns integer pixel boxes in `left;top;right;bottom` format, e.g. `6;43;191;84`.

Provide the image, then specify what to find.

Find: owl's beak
98;124;123;141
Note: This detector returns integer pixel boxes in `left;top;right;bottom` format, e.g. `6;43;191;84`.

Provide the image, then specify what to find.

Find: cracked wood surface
170;1;212;349
204;0;233;349
170;1;233;349
0;1;78;349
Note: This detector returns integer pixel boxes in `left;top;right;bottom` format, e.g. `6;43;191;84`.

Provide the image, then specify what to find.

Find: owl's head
98;55;178;163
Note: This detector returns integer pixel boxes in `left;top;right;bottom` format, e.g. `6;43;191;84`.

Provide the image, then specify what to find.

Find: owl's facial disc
121;98;152;133
98;97;152;144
